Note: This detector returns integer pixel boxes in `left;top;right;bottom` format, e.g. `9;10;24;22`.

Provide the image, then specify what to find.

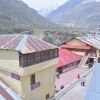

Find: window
19;49;58;67
50;49;55;59
19;53;35;67
30;74;35;85
27;53;34;66
35;52;40;63
55;49;58;57
45;50;50;60
41;51;45;61
19;53;28;67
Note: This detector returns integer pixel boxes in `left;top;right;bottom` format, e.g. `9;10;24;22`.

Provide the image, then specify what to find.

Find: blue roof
85;63;100;100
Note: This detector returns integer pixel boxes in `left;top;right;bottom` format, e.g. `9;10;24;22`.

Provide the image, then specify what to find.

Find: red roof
0;35;57;54
61;44;91;50
55;49;82;68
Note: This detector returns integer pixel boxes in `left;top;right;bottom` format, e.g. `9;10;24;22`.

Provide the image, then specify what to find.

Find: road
59;72;93;100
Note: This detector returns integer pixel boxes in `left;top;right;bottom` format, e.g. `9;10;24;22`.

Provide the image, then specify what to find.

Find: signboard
11;73;20;80
31;82;40;90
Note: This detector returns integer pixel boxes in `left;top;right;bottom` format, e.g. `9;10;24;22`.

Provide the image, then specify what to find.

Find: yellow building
0;34;58;100
61;35;100;64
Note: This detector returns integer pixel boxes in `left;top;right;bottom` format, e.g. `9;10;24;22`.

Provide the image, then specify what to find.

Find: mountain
38;6;58;17
47;0;100;28
0;0;57;34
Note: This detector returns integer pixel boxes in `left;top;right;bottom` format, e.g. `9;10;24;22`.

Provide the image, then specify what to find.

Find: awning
55;49;82;68
61;44;91;50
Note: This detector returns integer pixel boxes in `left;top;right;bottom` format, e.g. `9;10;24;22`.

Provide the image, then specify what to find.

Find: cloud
21;0;68;10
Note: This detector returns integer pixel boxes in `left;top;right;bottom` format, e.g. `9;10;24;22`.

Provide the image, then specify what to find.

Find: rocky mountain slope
0;0;89;45
0;0;58;33
47;0;100;28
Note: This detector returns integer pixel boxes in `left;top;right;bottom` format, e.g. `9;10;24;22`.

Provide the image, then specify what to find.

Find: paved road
56;67;87;91
59;72;93;100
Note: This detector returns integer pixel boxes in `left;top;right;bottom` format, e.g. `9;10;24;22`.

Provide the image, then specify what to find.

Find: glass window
30;74;35;85
41;51;45;62
45;50;50;60
27;53;34;66
35;52;40;63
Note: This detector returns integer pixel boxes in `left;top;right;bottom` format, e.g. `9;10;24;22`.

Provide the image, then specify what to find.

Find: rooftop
76;35;100;50
0;34;57;54
55;49;82;68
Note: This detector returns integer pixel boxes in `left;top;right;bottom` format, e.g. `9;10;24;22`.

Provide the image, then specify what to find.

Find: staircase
78;54;89;68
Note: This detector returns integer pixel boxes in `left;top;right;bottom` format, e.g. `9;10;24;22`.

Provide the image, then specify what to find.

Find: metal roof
76;35;100;50
0;34;57;54
55;49;82;68
61;44;91;50
85;63;100;100
0;77;22;100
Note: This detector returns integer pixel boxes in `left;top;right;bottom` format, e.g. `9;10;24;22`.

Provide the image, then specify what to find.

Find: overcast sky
21;0;68;10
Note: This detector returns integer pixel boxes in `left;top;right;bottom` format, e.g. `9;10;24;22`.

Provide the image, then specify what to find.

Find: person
56;72;60;79
81;77;86;86
77;74;80;79
60;85;64;89
88;62;91;69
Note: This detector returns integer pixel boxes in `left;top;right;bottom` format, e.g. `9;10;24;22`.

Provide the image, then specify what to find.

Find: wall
72;51;85;56
21;66;55;100
0;72;22;94
66;39;86;45
0;50;24;74
0;49;58;100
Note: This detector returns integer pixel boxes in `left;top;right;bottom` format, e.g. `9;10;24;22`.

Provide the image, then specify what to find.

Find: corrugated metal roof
76;35;100;50
85;63;100;100
0;34;57;54
55;49;82;68
0;77;22;100
61;44;91;50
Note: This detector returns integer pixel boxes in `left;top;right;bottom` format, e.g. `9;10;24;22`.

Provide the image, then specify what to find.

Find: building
85;63;100;100
55;49;82;73
62;35;100;65
96;25;100;35
0;34;58;100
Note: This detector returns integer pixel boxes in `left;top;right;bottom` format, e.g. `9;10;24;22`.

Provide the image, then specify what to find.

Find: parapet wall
50;68;93;100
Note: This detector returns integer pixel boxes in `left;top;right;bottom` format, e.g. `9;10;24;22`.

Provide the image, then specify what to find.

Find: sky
21;0;68;10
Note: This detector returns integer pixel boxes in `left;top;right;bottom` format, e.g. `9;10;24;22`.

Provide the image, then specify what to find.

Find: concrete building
0;34;58;100
62;35;100;65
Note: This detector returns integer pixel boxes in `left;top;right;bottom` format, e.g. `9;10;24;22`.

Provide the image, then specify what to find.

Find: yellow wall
0;72;22;94
21;66;56;100
0;50;24;74
67;38;86;45
0;49;57;100
66;38;87;56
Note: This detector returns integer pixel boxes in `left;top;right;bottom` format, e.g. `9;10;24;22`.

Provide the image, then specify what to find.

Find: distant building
61;35;100;65
0;34;58;100
55;49;82;73
96;25;100;35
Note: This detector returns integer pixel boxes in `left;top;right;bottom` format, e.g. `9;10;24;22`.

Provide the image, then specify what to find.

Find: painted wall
20;66;56;100
66;38;86;45
66;39;86;56
0;50;24;74
0;50;58;100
